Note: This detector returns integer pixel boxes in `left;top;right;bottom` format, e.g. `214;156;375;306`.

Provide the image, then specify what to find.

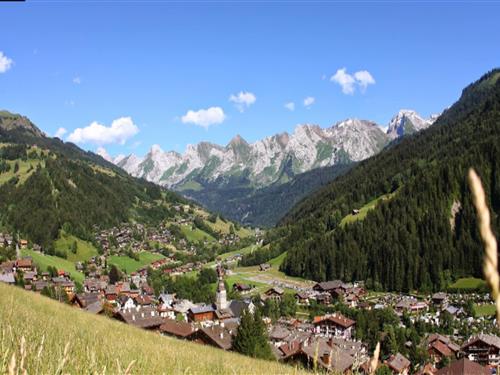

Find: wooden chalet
461;334;500;366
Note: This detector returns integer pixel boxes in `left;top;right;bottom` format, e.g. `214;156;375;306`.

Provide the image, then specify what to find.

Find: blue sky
0;2;499;158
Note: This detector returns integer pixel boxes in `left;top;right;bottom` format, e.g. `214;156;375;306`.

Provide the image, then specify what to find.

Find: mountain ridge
116;110;437;190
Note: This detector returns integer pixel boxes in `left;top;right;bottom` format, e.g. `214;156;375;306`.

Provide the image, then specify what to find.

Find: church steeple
215;264;228;310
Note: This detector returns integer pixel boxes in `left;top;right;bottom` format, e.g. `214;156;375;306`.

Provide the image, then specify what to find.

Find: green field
449;277;486;290
54;232;98;263
180;225;215;243
474;303;496;317
204;217;253;238
0;283;307;374
340;192;395;227
0;158;44;185
21;249;85;283
108;251;165;274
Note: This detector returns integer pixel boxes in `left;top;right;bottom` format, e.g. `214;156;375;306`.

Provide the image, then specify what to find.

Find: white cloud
73;76;81;84
229;91;256;112
67;117;139;145
331;68;356;95
354;70;375;92
181;107;226;129
0;52;13;73
331;67;376;94
284;102;295;111
54;127;67;138
96;147;112;162
303;96;315;108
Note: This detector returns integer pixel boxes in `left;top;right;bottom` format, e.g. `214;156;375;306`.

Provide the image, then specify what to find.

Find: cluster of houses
95;223;172;253
278;280;369;308
0;257;76;297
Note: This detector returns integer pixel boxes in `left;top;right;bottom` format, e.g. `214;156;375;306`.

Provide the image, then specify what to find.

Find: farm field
108;251;165;274
449;277;486;290
54;232;98;263
340;192;395;227
474;303;496;317
20;248;85;283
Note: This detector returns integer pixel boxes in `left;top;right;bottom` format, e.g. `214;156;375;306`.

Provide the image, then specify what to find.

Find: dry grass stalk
8;352;15;375
468;168;500;326
123;360;136;375
55;341;70;375
369;342;380;374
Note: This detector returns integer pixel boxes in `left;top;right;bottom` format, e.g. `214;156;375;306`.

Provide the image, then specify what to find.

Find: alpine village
1;4;500;375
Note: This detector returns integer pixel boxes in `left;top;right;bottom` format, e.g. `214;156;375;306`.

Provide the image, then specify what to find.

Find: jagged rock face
116;110;438;189
386;109;438;139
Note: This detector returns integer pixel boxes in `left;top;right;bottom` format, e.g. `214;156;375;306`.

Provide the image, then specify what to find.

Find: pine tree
233;309;273;360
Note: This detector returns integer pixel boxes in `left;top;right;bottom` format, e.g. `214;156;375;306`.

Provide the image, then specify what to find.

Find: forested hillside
278;69;500;292
0;111;185;249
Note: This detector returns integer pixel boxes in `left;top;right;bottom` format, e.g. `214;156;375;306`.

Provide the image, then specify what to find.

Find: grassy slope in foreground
0;283;307;374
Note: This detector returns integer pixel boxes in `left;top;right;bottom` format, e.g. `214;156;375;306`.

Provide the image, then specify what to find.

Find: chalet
158;293;176;308
385;353;411;375
395;298;428;314
263;287;284;301
259;263;271;272
461;334;500;366
52;277;75;295
233;283;252;293
313;280;344;293
188;305;216;322
159;320;195;339
134;295;153;307
32;280;49;292
0;272;15;284
4;235;13;247
187;323;236;351
269;326;292;345
72;293;100;308
23;271;37;283
142;284;154;296
315;293;332;306
313;313;356;339
431;292;448;306
424;334;459;364
85;300;104;314
344;293;359;308
115;306;164;330
286;338;354;374
273;341;301;361
227;299;255;319
105;285;118;301
15;257;33;272
0;261;15;273
19;239;28;249
84;278;108;293
117;295;136;310
435;358;489;375
295;292;310;305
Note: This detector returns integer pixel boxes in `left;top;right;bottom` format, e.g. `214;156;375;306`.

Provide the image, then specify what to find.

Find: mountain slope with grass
277;69;500;292
0;283;305;374
0;111;199;250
